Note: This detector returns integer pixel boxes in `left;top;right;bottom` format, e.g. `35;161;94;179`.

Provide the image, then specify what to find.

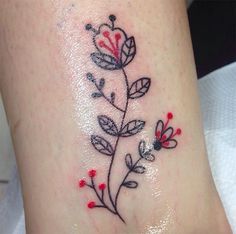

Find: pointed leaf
129;78;151;99
91;53;121;70
91;92;102;98
121;37;136;67
91;135;114;156
122;180;138;189
120;120;145;137
97;115;119;136
133;165;146;174
125;153;133;169
98;78;105;90
138;140;155;162
110;92;115;104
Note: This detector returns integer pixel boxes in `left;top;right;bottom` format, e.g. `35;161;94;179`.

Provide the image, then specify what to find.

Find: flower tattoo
78;15;182;223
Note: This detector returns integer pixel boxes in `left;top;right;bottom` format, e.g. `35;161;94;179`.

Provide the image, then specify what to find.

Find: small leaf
120;120;145;137
91;135;114;156
98;78;105;90
129;78;151;99
133;165;146;174
121;37;136;67
91;92;102;98
91;53;121;70
86;73;95;82
139;140;155;162
125;153;133;169
110;92;115;104
123;180;138;189
97;115;119;136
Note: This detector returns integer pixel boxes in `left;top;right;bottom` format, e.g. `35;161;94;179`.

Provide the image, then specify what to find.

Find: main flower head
85;15;136;70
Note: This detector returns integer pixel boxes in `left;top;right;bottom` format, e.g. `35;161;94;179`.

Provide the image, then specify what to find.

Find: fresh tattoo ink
78;15;182;223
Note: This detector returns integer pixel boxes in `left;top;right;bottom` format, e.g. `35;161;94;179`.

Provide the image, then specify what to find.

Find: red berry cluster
78;169;106;209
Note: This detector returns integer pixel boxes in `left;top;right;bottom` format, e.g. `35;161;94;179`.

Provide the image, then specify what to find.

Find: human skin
0;0;232;233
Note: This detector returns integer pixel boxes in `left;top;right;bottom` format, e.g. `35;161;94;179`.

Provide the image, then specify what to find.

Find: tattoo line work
78;15;182;223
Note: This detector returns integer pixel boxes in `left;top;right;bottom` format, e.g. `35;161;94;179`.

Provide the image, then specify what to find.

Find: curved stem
114;158;142;207
94;82;125;112
106;68;129;217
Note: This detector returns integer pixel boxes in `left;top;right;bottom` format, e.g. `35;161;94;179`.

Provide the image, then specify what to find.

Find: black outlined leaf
122;180;138;189
121;37;136;67
139;140;155;162
86;73;95;82
98;115;119;136
120;120;145;137
133;165;146;174
110;92;115;104
91;135;114;156
125;153;133;169
91;53;121;70
129;78;151;99
91;92;102;98
98;78;105;90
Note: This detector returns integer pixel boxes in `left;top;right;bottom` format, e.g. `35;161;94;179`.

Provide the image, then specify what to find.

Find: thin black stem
94;82;125;112
0;180;8;184
90;177;116;215
106;68;129;219
114;158;142;207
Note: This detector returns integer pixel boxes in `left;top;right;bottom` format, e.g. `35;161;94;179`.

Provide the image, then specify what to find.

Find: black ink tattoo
78;15;182;223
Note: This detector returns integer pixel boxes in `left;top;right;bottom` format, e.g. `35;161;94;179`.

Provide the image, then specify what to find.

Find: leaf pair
125;154;145;174
98;115;145;138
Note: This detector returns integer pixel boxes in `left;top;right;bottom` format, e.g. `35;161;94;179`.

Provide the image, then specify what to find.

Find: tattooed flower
153;112;182;151
78;179;86;188
88;169;96;178
87;201;96;209
85;15;136;70
98;183;106;190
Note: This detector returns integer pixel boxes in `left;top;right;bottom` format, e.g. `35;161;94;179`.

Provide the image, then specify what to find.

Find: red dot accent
163;142;169;146
98;183;106;190
98;40;105;47
176;128;182;135
167;112;173;119
162;135;167;141
155;131;161;138
103;31;110;37
115;33;121;40
87;201;96;209
88;169;96;177
78;179;86;188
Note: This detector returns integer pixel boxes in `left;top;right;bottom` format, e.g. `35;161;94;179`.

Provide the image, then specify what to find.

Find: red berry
99;40;105;47
103;31;110;37
167;112;173;119
115;33;121;40
87;201;96;209
98;183;106;190
88;169;96;177
78;179;86;188
176;128;182;135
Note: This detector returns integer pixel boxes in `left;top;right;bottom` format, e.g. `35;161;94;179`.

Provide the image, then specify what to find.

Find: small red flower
87;201;96;209
153;112;182;151
88;169;96;178
98;183;106;190
78;179;86;188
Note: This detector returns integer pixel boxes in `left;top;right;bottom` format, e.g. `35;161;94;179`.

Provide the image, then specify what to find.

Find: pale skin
0;0;232;233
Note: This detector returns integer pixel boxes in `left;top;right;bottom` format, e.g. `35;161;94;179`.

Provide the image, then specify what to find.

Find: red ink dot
163;142;170;147
155;131;161;138
88;169;96;177
176;128;182;135
87;201;96;209
103;31;110;37
98;183;106;190
167;112;173;119
115;33;121;40
99;40;105;47
162;135;167;141
78;179;86;188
